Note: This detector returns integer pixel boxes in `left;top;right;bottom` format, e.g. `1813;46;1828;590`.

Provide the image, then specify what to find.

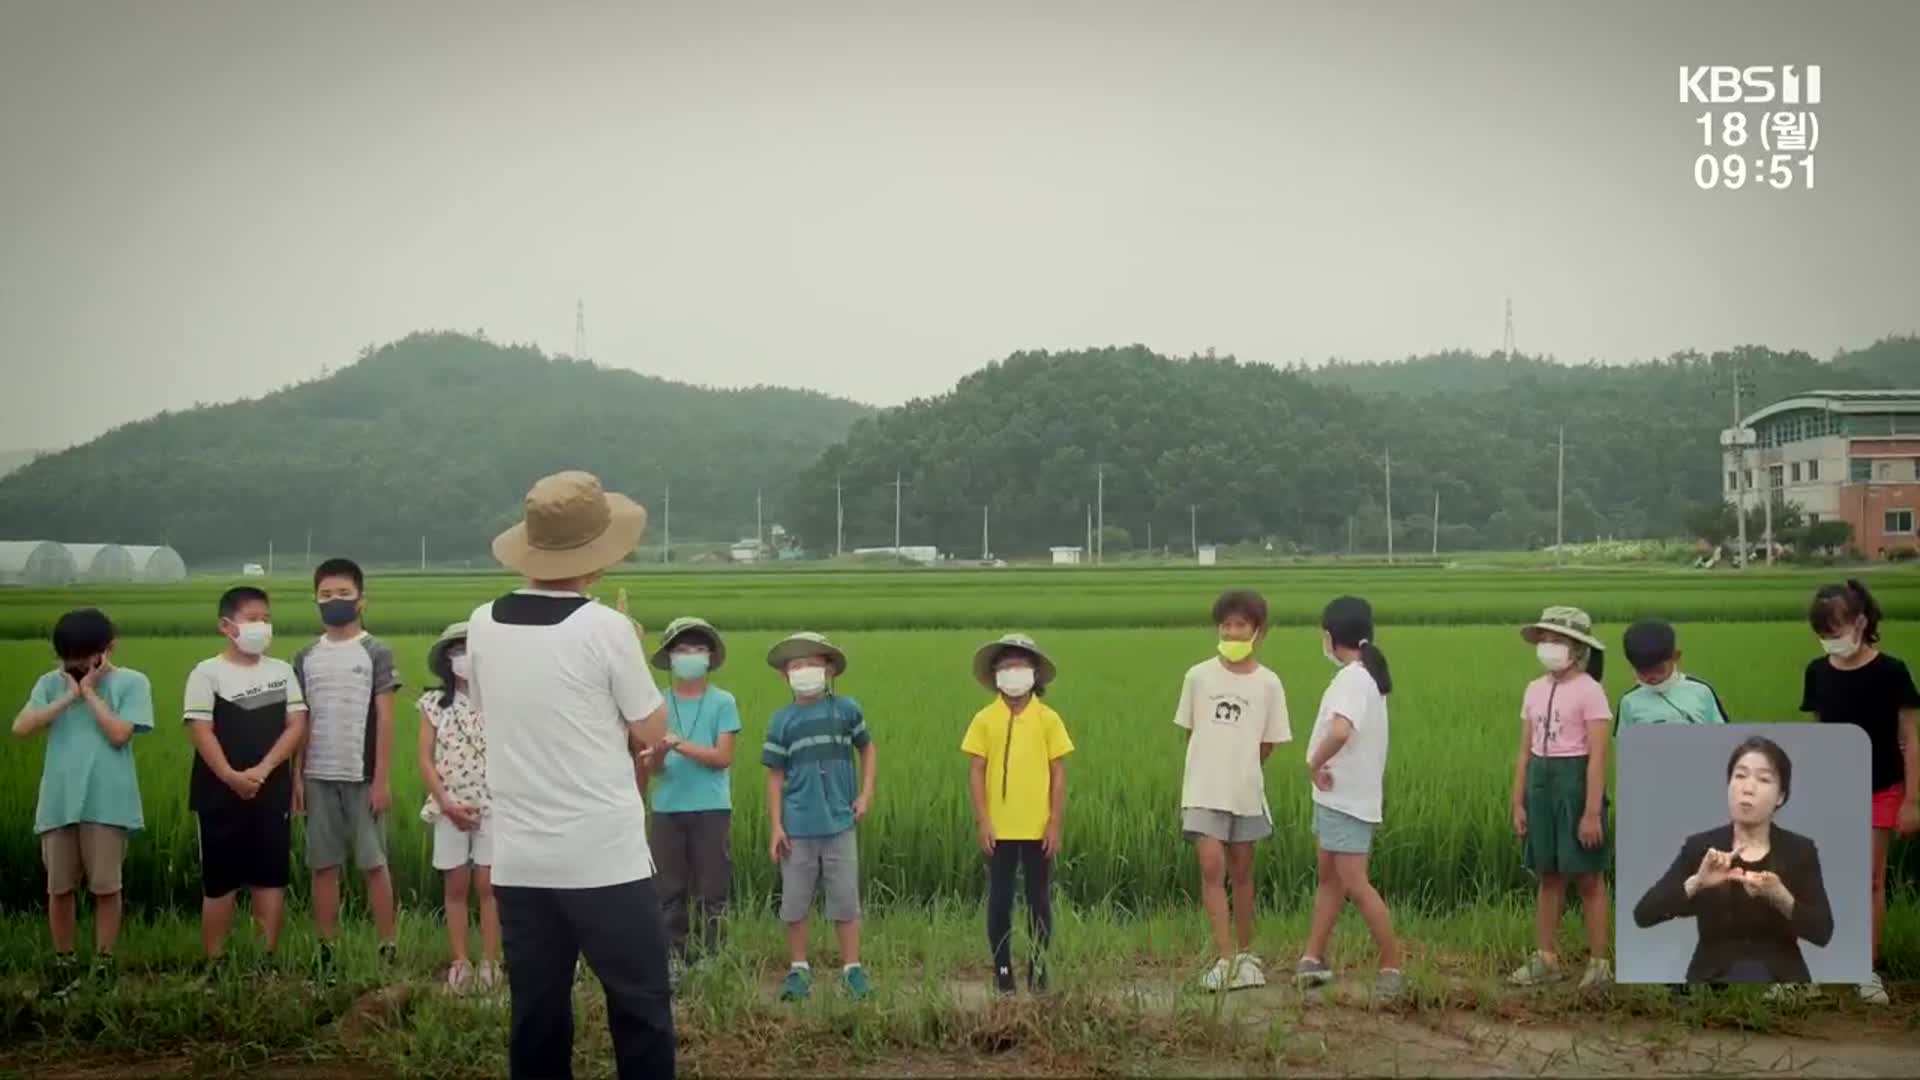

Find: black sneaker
45;955;83;999
378;943;398;967
316;943;338;988
992;965;1017;996
89;954;116;989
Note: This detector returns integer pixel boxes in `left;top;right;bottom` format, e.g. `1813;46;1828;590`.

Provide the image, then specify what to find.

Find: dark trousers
647;810;732;962
986;840;1052;973
496;879;675;1080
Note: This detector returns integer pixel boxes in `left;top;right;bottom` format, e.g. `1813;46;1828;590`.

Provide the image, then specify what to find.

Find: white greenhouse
64;543;136;582
0;540;80;586
124;545;189;582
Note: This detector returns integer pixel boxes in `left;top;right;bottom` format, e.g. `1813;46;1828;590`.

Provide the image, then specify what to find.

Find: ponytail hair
1322;595;1392;696
1577;642;1607;682
1810;578;1881;645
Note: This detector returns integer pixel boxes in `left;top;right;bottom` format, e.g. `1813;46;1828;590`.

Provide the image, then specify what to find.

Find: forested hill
0;333;872;565
778;338;1920;558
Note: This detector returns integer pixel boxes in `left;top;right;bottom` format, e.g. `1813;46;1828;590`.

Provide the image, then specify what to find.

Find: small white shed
1198;545;1219;566
1050;546;1083;565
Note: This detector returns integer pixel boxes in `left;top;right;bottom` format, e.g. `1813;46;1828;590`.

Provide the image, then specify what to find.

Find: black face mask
318;598;360;628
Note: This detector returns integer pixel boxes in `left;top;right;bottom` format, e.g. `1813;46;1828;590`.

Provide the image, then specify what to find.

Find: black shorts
196;808;292;898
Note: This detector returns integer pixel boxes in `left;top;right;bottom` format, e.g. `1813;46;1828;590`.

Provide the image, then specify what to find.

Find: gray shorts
303;778;388;871
1182;807;1273;844
779;830;860;924
1312;803;1377;855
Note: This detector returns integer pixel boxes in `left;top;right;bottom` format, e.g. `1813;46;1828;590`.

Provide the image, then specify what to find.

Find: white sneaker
1578;958;1613;990
1229;953;1267;990
1858;972;1889;1005
446;960;473;992
476;962;499;990
1198;958;1231;993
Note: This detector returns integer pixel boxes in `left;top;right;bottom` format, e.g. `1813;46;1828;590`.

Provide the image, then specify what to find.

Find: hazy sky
3;1;1915;450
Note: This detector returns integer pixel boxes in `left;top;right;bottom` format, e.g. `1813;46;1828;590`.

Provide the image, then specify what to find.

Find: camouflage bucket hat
971;633;1057;691
1521;605;1604;651
765;631;847;677
651;616;726;673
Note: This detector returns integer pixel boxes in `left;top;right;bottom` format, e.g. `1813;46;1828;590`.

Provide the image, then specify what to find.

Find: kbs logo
1680;65;1821;105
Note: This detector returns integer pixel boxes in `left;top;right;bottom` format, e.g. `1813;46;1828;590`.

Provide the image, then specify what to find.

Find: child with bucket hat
639;616;742;978
416;621;499;991
761;631;876;1001
961;633;1074;995
1509;605;1614;989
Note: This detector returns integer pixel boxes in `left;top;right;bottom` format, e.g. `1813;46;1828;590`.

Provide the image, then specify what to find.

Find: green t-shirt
26;668;154;834
1616;674;1729;731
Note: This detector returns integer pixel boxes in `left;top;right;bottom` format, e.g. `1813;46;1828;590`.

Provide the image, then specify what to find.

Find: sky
2;1;1916;450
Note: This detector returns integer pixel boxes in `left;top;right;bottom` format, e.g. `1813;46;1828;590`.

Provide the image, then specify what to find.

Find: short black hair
666;627;720;654
51;608;114;660
1622;620;1677;673
1211;589;1269;629
219;586;270;619
313;557;365;594
1726;735;1792;807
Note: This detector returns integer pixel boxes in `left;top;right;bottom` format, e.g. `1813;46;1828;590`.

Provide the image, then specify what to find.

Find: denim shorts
1312;803;1377;855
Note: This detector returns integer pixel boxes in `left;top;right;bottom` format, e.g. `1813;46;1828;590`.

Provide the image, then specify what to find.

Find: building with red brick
1725;390;1920;557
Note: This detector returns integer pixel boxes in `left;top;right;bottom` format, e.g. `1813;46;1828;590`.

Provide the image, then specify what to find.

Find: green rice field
3;565;1917;916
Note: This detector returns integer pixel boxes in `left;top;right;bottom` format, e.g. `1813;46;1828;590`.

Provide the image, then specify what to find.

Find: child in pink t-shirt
1508;606;1613;990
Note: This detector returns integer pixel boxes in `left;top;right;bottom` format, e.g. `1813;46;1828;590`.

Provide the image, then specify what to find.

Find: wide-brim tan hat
1521;605;1604;651
766;631;847;677
492;470;647;580
427;621;468;676
652;616;726;672
972;633;1057;691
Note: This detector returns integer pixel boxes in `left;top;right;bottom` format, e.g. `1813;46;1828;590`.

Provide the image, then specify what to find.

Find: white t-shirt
1173;659;1291;817
467;589;665;889
1306;661;1389;824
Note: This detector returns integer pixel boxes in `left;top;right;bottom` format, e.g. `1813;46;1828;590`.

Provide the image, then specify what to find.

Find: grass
4;902;1916;1078
7;622;1920;913
4;567;1920;1073
0;564;1916;639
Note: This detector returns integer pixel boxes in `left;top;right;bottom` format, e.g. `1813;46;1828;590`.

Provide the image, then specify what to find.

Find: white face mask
1646;670;1680;693
233;621;273;656
788;666;828;696
1820;633;1859;658
995;667;1036;697
450;654;471;679
1536;641;1571;672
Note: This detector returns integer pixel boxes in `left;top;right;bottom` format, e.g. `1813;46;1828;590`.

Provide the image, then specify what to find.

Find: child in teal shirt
640;616;742;978
10;608;153;997
1617;620;1730;729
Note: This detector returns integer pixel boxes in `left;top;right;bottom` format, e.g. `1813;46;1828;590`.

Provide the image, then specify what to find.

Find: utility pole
1764;472;1776;566
305;529;311;570
1189;504;1198;557
756;488;763;549
1085;505;1092;564
420;535;426;572
1556;425;1566;563
834;474;844;558
1432;490;1440;557
1731;367;1749;568
1095;464;1105;566
982;504;990;560
1147;520;1152;556
663;484;671;564
267;539;273;577
1383;445;1394;564
891;470;906;561
1348;515;1355;555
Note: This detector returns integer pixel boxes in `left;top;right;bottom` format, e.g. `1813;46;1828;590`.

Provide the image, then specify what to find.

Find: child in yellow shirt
962;634;1074;995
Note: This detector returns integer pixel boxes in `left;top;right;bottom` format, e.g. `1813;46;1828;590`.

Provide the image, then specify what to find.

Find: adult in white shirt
467;471;672;1080
1296;595;1405;1003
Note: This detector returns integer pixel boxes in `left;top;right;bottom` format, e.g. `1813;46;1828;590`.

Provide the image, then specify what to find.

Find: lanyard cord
1541;682;1560;754
1001;703;1018;800
668;690;708;742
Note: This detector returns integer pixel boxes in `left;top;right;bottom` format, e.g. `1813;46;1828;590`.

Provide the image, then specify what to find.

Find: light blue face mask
670;651;711;681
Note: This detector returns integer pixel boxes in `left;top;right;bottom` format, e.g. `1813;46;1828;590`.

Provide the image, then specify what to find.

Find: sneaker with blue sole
781;966;813;1001
843;964;873;1000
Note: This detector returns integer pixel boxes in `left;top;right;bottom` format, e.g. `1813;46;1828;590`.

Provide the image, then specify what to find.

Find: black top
1800;652;1920;793
189;692;295;816
1632;823;1834;984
